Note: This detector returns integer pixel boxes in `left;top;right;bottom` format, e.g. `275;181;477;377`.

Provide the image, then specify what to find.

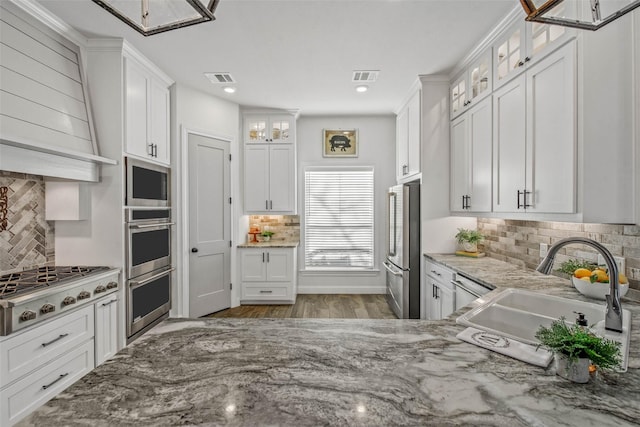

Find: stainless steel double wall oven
125;158;173;342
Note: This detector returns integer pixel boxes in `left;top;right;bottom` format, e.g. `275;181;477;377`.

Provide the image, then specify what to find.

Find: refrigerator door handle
383;261;403;277
388;192;397;257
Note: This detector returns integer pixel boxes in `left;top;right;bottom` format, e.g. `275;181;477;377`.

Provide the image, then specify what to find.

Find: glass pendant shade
520;0;640;30
91;0;220;36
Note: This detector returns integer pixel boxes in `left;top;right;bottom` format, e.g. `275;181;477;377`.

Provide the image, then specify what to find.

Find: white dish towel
456;327;553;368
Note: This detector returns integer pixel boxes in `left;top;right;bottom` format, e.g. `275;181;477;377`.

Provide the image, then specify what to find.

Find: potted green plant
260;230;274;242
454;228;484;252
535;317;621;383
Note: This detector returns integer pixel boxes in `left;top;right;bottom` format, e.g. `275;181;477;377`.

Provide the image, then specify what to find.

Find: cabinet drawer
0;305;94;386
241;284;292;301
424;260;455;282
0;340;94;426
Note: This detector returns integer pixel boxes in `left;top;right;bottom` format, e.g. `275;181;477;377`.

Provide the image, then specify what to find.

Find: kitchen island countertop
18;255;640;426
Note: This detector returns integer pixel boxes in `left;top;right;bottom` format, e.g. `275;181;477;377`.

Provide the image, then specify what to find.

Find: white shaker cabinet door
240;249;268;282
450;114;469;212
244;145;270;212
493;74;526;212
468;97;493;213
149;79;170;165
268;144;295;213
124;58;150;159
265;249;293;282
525;42;576;213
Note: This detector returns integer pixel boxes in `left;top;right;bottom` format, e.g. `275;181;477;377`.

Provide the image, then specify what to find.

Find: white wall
296;115;396;294
171;83;240;315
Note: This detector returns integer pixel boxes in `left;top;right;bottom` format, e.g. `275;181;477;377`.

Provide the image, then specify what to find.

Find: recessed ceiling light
356;85;368;93
223;87;236;94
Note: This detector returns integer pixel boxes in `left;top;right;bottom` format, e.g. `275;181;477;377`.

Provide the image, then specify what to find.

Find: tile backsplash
478;218;640;291
0;171;55;272
248;215;300;243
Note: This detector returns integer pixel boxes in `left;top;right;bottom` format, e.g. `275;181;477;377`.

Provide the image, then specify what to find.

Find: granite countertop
18;256;640;426
237;241;299;248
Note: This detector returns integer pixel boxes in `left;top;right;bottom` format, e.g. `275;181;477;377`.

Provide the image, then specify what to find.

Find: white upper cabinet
124;56;171;165
396;89;421;182
493;42;576;213
450;97;492;213
493;16;571;90
243;111;297;214
451;49;492;119
244;114;295;144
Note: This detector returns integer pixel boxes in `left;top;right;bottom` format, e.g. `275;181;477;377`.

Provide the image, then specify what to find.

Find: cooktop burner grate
0;266;110;299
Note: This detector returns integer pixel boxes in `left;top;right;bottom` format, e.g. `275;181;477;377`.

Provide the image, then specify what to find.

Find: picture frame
322;129;358;158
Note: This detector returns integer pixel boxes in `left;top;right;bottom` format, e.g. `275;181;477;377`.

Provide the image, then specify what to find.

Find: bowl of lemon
571;267;629;300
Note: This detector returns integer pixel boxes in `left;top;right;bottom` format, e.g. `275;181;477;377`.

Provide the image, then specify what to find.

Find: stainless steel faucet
536;237;623;333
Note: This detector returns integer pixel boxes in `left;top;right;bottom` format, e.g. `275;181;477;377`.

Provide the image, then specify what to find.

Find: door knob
191;248;198;253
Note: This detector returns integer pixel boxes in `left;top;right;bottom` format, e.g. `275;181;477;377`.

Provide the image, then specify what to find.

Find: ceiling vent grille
352;70;379;83
204;72;235;83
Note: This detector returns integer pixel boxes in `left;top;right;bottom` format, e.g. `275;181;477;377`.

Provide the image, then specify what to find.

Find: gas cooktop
0;266;111;299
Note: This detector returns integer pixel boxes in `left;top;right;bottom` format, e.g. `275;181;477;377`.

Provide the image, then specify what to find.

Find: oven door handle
129;268;175;288
451;280;482;298
129;222;175;229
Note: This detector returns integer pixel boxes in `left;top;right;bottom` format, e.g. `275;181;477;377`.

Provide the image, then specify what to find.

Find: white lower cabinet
240;247;297;304
0;304;97;426
425;260;455;320
95;295;119;367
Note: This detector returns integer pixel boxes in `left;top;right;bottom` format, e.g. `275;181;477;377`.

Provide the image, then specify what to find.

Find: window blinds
304;168;374;269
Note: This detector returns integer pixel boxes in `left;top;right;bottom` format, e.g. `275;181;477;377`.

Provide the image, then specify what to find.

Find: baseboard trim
297;286;386;294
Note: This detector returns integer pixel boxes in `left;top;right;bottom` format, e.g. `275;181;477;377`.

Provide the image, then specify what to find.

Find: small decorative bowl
571;276;629;300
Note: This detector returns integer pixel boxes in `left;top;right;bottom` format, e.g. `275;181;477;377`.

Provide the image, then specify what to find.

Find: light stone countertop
236;241;299;248
17;254;640;426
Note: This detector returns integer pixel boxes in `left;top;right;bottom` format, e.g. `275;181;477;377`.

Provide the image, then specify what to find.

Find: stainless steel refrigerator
384;181;420;319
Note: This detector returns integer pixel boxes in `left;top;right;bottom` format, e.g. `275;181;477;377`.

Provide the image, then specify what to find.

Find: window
304;168;374;269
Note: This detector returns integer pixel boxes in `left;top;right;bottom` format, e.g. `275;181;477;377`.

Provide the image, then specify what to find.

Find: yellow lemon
580;276;591;282
574;268;592;278
619;273;628;284
592;269;609;283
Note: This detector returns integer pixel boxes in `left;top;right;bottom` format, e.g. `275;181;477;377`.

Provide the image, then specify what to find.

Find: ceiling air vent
204;72;235;84
352;70;379;83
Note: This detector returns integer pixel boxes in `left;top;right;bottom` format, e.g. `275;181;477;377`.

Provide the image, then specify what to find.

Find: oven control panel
8;270;120;334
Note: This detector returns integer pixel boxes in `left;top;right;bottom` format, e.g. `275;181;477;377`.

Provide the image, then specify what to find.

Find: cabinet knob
191;247;198;253
524;56;531;63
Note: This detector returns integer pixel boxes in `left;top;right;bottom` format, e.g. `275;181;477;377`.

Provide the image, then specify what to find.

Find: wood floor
206;294;397;319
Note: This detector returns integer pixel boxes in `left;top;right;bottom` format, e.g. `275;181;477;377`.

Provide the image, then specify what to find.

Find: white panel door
95;296;118;366
268;144;295;212
244;145;269;212
469;97;493;213
188;132;231;317
265;249;293;282
493;74;526;212
526;42;576;213
450;114;469;212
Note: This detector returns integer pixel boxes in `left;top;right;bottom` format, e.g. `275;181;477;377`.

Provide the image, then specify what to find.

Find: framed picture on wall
323;129;358;157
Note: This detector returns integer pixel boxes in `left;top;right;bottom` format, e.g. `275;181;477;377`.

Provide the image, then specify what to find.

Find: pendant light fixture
91;0;220;36
520;0;640;30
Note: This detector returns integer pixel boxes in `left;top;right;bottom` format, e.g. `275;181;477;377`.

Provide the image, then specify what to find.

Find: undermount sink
457;288;632;371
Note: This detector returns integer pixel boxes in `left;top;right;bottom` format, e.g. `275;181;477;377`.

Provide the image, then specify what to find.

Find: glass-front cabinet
493;12;571;90
245;114;294;144
450;48;492;119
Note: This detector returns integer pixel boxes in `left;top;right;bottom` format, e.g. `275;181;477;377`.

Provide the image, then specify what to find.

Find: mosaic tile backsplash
0;171;55;273
478;218;640;291
249;215;300;243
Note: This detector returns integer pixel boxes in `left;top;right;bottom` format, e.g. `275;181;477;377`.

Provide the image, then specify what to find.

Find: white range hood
0;0;116;182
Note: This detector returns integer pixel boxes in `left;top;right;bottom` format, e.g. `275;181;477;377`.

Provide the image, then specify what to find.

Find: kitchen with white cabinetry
1;0;640;425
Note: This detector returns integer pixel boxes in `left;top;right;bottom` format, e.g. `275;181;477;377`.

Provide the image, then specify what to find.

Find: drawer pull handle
260;290;273;294
42;333;69;347
42;373;68;390
102;299;117;307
